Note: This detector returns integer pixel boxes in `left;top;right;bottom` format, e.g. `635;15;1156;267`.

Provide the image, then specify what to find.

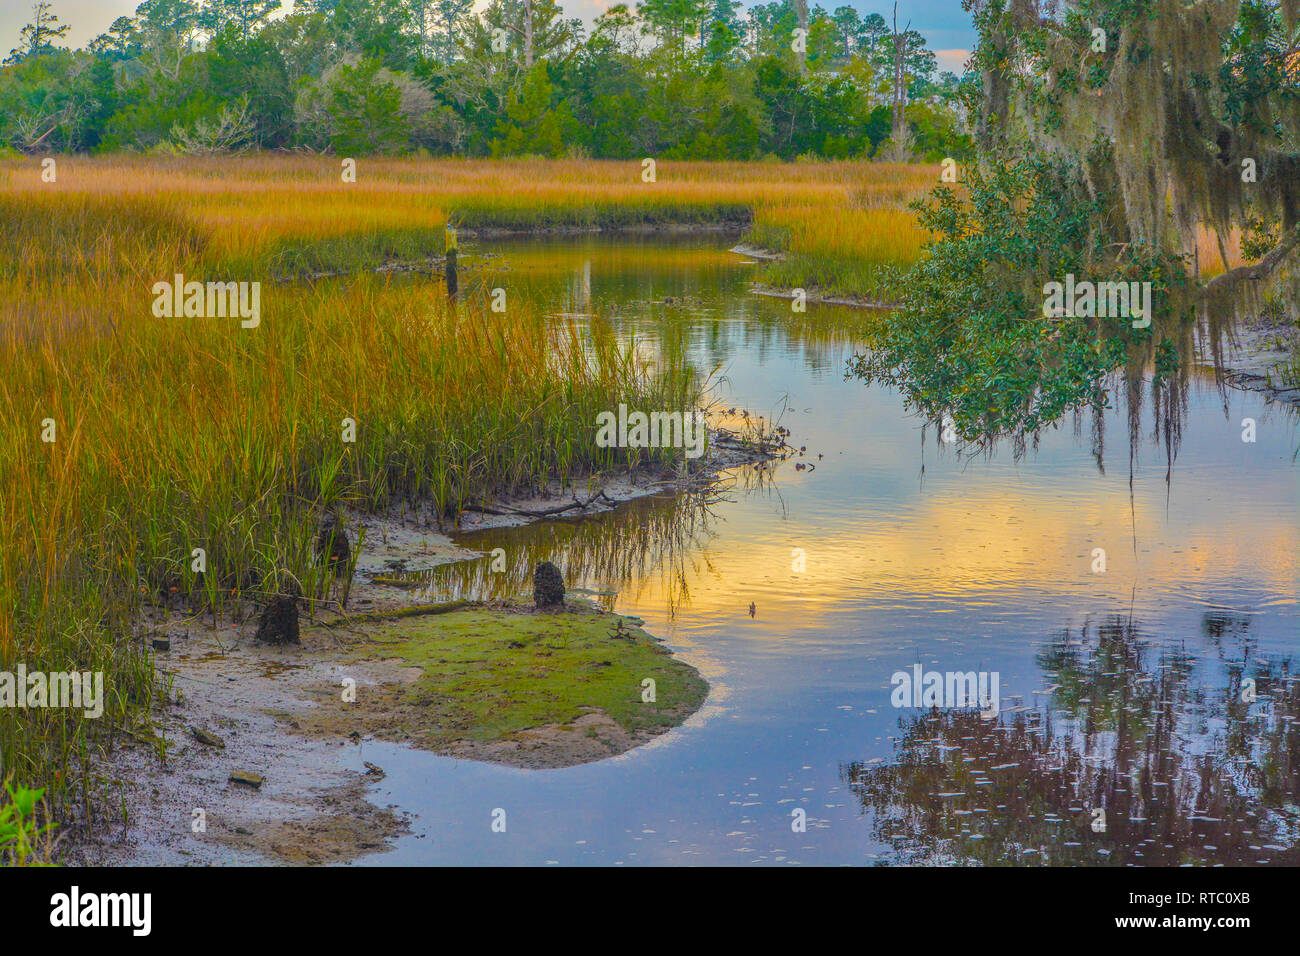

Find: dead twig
461;490;612;518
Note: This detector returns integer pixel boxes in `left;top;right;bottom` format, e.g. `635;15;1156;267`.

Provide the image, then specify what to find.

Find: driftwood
318;600;472;629
462;490;613;518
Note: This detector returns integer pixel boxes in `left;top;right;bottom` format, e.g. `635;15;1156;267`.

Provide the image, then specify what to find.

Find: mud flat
69;429;785;865
291;602;707;770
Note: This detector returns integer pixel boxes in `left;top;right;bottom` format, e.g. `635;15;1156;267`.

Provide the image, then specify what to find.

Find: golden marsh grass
0;156;932;818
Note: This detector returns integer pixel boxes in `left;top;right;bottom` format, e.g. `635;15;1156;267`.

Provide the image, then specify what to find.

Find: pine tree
6;1;71;64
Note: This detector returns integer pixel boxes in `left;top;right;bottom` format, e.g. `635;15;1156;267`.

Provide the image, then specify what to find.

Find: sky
1;0;975;72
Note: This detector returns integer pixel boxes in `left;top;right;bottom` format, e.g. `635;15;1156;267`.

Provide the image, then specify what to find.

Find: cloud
934;48;971;75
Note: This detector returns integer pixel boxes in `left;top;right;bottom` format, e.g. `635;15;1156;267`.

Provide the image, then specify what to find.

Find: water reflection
353;236;1297;866
843;614;1300;865
376;452;799;618
465;235;878;378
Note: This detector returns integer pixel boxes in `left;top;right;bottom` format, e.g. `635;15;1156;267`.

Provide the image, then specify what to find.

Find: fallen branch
318;599;474;628
462;490;612;518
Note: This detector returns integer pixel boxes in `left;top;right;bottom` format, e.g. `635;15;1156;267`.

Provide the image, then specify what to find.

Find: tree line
0;0;972;159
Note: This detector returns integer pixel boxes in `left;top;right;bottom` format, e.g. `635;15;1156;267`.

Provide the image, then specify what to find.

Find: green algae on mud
296;603;708;769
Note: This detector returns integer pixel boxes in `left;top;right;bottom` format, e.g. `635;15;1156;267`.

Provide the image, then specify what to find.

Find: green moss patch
296;603;707;767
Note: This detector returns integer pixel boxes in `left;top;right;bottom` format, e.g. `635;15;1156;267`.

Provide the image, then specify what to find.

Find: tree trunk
524;0;534;68
890;5;909;154
892;40;906;140
794;0;809;74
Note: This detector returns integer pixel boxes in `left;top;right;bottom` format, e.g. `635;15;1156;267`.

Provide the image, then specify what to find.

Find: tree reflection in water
842;614;1299;865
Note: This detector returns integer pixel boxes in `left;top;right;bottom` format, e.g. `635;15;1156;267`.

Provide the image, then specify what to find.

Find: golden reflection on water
367;238;1300;632
382;236;1299;865
374;453;1297;633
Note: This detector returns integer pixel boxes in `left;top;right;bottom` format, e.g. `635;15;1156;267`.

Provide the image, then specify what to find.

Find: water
355;235;1299;866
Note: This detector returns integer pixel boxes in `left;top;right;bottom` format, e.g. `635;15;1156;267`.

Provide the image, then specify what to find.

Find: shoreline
292;220;751;280
729;244;895;310
749;283;895;310
462;220;750;240
67;428;788;866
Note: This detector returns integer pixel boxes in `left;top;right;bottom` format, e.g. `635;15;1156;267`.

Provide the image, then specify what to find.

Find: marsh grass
0;181;702;821
750;204;930;299
0;156;930;828
1;156;934;281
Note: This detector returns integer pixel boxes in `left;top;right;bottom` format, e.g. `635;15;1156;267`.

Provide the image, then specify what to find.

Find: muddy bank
749;283;894;310
72;428;784;865
62;634;411;866
729;242;784;262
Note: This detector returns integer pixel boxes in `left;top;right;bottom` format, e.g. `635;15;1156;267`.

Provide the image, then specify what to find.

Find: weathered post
444;223;458;303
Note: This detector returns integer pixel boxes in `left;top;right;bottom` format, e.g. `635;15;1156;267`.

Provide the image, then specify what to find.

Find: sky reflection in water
356;237;1299;866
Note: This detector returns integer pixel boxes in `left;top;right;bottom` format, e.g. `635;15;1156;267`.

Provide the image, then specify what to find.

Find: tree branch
1201;226;1300;297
